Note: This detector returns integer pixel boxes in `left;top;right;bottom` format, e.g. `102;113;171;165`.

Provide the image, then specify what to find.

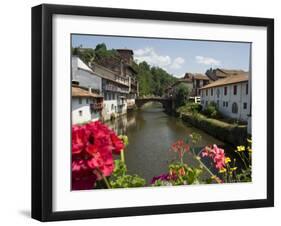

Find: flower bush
151;133;252;186
72;121;125;190
72;121;146;190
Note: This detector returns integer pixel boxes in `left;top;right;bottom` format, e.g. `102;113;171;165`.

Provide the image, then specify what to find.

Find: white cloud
134;47;171;67
170;57;185;69
195;56;221;66
134;47;185;71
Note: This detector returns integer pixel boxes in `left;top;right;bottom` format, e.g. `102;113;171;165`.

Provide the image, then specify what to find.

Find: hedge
180;112;247;146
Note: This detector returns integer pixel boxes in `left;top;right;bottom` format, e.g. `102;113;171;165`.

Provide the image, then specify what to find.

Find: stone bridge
135;97;173;112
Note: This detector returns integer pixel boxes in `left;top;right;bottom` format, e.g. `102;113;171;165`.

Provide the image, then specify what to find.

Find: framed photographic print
31;4;274;221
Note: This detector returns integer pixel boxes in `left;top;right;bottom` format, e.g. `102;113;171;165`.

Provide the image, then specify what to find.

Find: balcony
115;76;129;86
104;84;129;93
90;103;103;110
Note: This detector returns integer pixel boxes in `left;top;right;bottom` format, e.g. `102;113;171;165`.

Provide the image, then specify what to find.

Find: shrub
177;102;202;114
181;112;247;146
203;102;221;118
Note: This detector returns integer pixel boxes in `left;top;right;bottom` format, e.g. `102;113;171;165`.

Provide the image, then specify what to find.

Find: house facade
95;49;138;109
90;62;130;121
165;79;193;99
184;73;210;97
72;85;103;124
72;56;102;92
200;73;250;122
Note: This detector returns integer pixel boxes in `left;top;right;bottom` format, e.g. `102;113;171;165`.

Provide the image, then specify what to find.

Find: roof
184;72;209;80
200;73;249;89
192;74;210;80
72;85;103;98
205;68;248;81
218;68;246;75
117;49;134;55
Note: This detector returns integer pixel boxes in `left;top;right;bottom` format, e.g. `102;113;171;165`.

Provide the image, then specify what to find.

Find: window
224;86;227;95
206;101;208;106
111;104;114;110
226;102;228;107
216;100;219;108
79;110;82;116
246;83;249;95
223;101;225;107
243;102;247;109
86;98;89;104
79;97;82;104
233;85;237;95
211;88;213;96
206;89;208;96
232;102;238;114
216;88;220;98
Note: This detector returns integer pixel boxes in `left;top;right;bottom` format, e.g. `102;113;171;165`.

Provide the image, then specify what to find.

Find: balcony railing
104;84;129;93
90;103;103;110
115;76;129;86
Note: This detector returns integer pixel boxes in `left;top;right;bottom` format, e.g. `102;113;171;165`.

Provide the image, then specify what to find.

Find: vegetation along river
106;102;236;185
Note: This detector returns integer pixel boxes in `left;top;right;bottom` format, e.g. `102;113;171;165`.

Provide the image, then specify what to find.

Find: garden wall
181;113;248;146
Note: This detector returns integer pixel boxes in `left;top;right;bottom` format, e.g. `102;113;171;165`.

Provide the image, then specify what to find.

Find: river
106;102;228;184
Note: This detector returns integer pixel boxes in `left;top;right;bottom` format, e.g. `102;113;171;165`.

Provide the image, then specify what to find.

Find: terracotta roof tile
72;86;103;98
200;73;248;89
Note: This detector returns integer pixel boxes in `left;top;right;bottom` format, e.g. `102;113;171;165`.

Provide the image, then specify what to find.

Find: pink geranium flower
201;144;226;170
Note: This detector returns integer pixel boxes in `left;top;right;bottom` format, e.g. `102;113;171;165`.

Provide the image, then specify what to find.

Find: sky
72;34;251;78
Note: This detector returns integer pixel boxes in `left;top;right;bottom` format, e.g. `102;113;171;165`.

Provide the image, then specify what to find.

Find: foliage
174;84;190;108
72;46;95;64
203;102;221;118
180;112;247;146
133;61;177;97
151;163;202;186
151;132;204;186
177;103;202;114
109;148;146;188
109;159;146;188
199;139;252;183
152;133;252;186
93;43;118;62
71;121;146;190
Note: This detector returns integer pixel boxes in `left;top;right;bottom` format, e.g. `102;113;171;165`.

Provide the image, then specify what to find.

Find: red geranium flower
71;121;125;190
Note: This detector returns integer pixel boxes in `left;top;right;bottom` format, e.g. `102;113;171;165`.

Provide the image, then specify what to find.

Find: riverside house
72;49;139;121
91;49;139;110
200;72;250;122
184;72;210;97
72;84;103;124
90;62;130;121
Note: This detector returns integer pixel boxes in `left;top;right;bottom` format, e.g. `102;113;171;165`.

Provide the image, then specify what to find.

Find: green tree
174;84;190;108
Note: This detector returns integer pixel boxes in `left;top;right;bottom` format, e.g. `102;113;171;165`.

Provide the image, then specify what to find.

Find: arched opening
232;102;238;114
138;101;164;110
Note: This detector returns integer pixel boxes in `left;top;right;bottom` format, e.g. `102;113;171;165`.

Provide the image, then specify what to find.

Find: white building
72;56;102;92
92;62;130;121
200;73;250;122
72;85;103;124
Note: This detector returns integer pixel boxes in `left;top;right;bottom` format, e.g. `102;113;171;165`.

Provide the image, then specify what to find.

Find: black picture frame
32;4;274;222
